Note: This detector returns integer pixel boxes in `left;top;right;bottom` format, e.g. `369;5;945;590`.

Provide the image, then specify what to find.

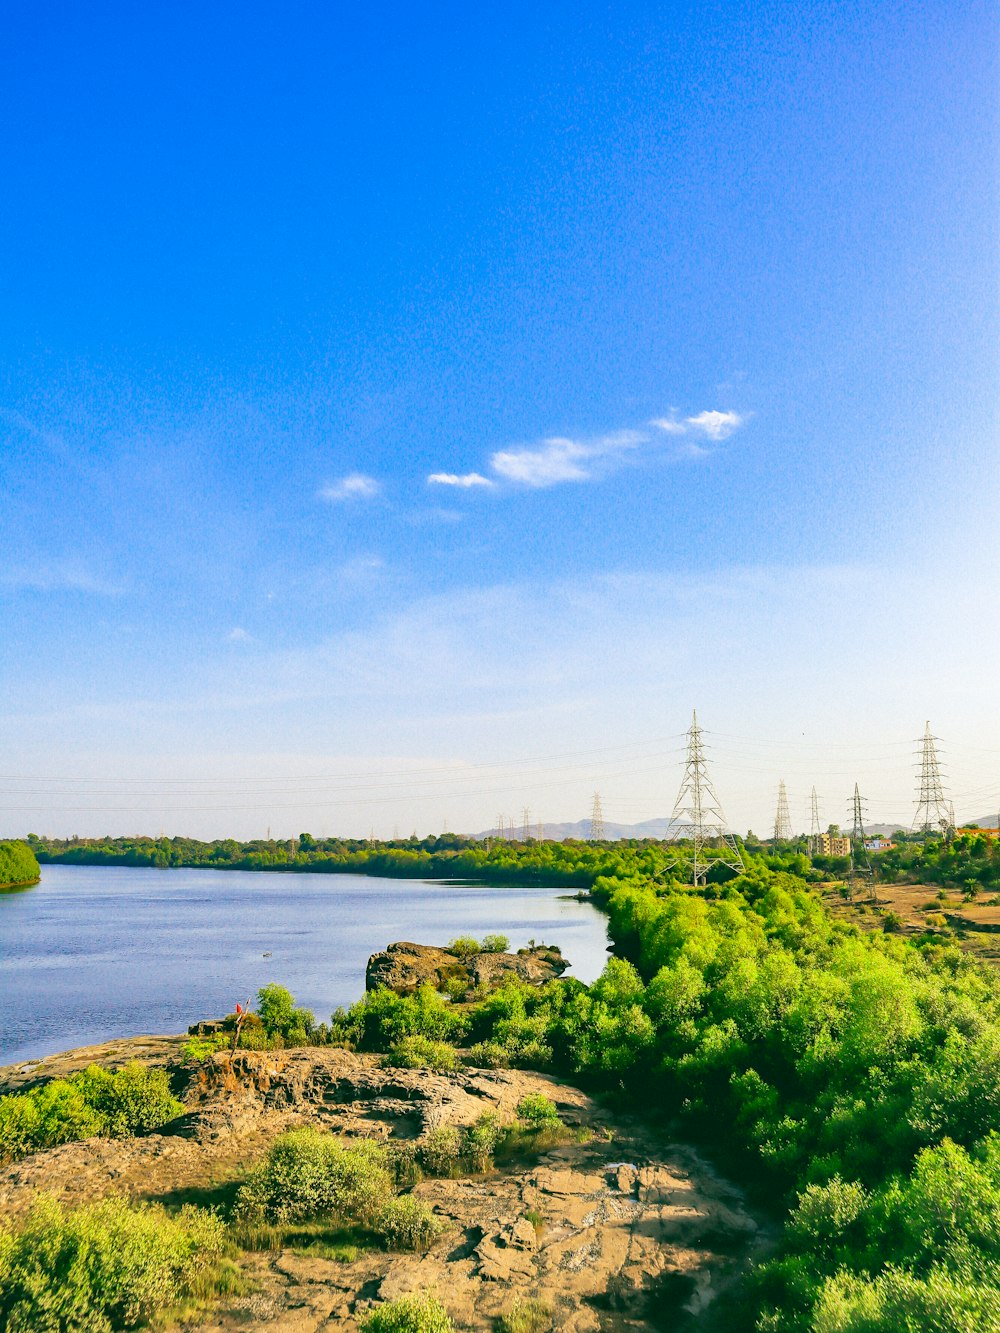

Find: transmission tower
521;807;532;841
808;787;821;856
912;721;951;835
589;792;605;841
773;780;793;843
848;783;874;900
669;710;745;885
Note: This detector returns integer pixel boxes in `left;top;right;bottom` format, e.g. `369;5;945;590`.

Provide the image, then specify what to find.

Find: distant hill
473;817;681;842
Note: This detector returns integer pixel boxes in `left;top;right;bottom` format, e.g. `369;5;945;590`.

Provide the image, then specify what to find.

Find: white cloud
319;473;381;502
490;430;646;488
651;409;745;443
228;627;253;642
685;410;744;440
427;472;495;488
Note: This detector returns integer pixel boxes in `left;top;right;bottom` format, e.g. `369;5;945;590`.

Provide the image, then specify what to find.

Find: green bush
0;1194;233;1331
0;840;40;889
381;1036;459;1072
0;1063;183;1164
332;984;466;1052
362;1294;455;1333
374;1195;446;1251
254;983;316;1044
466;1040;510;1069
481;934;510;954
234;1129;394;1228
448;936;480;960
461;1112;503;1173
515;1094;560;1128
417;1126;462;1176
496;1298;553;1333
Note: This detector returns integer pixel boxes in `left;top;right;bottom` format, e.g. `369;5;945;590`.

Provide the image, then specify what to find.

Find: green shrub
515;1094;560;1128
374;1195;446;1251
417;1126;462;1176
448;936;480;960
481;934;510;954
255;983;316;1043
362;1294;455;1333
461;1112;502;1173
333;985;466;1052
0;1063;183;1164
382;1036;459;1072
234;1129;394;1228
496;1298;553;1333
182;1033;229;1063
0;1194;233;1330
0;840;40;889
466;1040;510;1069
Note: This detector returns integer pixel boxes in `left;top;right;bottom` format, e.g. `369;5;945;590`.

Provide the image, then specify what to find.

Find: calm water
0;865;610;1066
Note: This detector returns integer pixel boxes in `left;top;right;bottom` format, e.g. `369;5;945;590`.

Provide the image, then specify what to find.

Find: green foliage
181;1033;229;1063
332;984;466;1051
0;1063;182;1163
495;1298;553;1333
252;984;316;1045
461;1112;502;1173
373;1195;446;1251
381;1035;459;1072
417;1126;462;1177
233;1129;394;1228
0;1194;233;1331
515;1094;560;1128
362;1294;455;1333
448;935;480;959
0;839;40;889
481;933;510;953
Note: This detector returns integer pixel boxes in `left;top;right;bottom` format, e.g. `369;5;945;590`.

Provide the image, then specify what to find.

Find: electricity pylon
773;780;793;843
589;792;605;841
809;787;822;856
849;782;874;901
669;710;745;885
912;721;951;835
521;807;532;841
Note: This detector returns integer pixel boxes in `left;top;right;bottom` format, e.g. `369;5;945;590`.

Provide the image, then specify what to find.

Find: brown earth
821;880;1000;960
0;1040;768;1331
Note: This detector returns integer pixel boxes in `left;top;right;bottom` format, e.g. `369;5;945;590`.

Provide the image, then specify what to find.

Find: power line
912;721;951;835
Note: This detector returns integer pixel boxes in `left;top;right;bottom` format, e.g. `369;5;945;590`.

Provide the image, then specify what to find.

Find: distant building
817;832;852;857
865;837;896;852
959;826;1000;841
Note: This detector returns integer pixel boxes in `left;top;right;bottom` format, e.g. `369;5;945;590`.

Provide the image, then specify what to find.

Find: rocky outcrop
365;940;568;996
0;1039;768;1331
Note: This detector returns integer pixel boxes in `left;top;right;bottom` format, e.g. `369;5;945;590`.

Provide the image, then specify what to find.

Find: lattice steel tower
809;786;822;856
773;780;793;843
589;792;605;841
912;721;951;834
849;782;874;899
669;710;745;885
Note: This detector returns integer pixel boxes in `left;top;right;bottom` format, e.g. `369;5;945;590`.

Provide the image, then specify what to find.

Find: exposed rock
0;1036;770;1331
365;940;568;996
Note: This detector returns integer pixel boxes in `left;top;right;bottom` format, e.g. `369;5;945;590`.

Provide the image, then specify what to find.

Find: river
0;864;610;1066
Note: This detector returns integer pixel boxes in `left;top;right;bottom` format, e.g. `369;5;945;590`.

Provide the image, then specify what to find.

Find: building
865;837;896;852
817;832;852;857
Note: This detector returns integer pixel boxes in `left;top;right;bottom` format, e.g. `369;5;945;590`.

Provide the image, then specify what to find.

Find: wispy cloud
427;472;495;488
228;627;253;643
490;430;646;489
319;473;381;502
652;409;745;442
0;561;124;596
428;410;746;493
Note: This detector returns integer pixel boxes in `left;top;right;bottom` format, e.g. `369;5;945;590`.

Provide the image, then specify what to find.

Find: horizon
2;4;997;840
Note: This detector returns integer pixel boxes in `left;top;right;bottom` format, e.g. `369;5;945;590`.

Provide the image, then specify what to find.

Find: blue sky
1;2;997;838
